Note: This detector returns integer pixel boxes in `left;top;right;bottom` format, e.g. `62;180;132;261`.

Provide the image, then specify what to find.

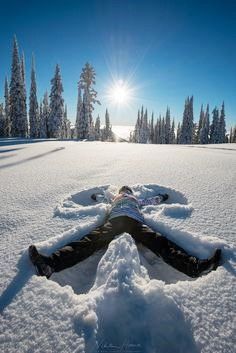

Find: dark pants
48;216;202;278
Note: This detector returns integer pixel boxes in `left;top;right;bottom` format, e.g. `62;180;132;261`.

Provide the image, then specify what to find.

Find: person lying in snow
29;185;221;279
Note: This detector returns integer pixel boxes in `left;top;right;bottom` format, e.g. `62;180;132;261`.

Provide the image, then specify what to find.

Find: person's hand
91;193;97;201
162;193;169;201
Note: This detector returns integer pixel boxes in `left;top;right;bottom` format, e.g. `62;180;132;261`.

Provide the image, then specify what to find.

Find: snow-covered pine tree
157;116;162;144
76;63;100;139
197;105;205;143
4;78;11;137
138;106;145;143
199;105;210;144
39;101;45;138
29;56;39;138
144;109;149;143
95;115;101;140
42;92;50;138
218;102;226;143
165;107;171;144
176;122;181;144
180;96;194;144
150;112;154;143
170;119;175;144
9;36;28;137
160;116;165;144
66;120;71;139
104;108;113;141
140;106;144;123
48;64;64;138
61;104;71;139
210;107;219;143
204;104;210;143
192;122;198;144
82;88;90;139
75;85;83;139
139;108;149;143
61;104;66;139
80;89;89;139
155;115;162;144
133;109;141;143
21;52;28;133
153;119;158;144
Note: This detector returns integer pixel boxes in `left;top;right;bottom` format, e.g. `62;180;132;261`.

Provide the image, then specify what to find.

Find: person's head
118;185;133;195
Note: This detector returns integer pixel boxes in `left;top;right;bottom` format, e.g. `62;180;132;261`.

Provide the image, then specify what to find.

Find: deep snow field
0;138;235;353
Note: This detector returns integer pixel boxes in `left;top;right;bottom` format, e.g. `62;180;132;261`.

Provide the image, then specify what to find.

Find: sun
107;80;131;105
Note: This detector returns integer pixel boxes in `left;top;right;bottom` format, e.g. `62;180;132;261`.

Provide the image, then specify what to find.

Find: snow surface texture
0;138;235;353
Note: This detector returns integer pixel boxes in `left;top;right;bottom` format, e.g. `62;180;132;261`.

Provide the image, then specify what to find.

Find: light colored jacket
108;193;164;223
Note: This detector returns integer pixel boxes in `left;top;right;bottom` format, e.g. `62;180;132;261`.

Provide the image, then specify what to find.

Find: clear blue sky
0;0;236;128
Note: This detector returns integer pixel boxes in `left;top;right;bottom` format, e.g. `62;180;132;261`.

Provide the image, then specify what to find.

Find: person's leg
29;221;117;276
48;221;118;272
29;217;137;277
51;216;141;272
131;224;221;277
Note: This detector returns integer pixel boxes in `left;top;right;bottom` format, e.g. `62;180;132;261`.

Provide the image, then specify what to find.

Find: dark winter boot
29;245;54;279
199;249;221;274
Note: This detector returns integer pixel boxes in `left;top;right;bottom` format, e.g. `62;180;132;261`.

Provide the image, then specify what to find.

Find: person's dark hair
119;186;133;194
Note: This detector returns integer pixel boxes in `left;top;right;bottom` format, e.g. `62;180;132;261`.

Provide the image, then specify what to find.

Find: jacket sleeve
92;190;114;204
138;195;164;207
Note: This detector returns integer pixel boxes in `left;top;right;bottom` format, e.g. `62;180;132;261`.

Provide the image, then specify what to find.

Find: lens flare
107;80;132;105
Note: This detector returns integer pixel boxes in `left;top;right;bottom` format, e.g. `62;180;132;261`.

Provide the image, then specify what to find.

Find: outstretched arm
139;193;169;207
91;190;115;204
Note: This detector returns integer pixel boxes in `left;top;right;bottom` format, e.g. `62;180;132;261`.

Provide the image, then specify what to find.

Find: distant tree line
130;96;236;144
0;37;114;141
0;37;235;144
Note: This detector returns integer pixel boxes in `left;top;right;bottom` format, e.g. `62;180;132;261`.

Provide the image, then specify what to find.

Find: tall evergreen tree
9;36;28;137
176;122;181;144
210;107;219;143
39;101;46;138
199;107;209;145
170;119;175;144
95;115;101;140
48;64;64;138
197;105;205;143
29;56;39;138
153;119;158;144
4;78;11;137
192;123;198;144
61;104;71;139
42;92;50;138
204;104;210;143
150;112;154;143
104;108;112;141
154;115;162;144
139;108;149;143
165;107;171;143
61;104;66;139
218;102;226;143
21;52;28;134
180;96;194;144
160;116;165;144
76;63;100;139
133;109;141;143
75;85;84;138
